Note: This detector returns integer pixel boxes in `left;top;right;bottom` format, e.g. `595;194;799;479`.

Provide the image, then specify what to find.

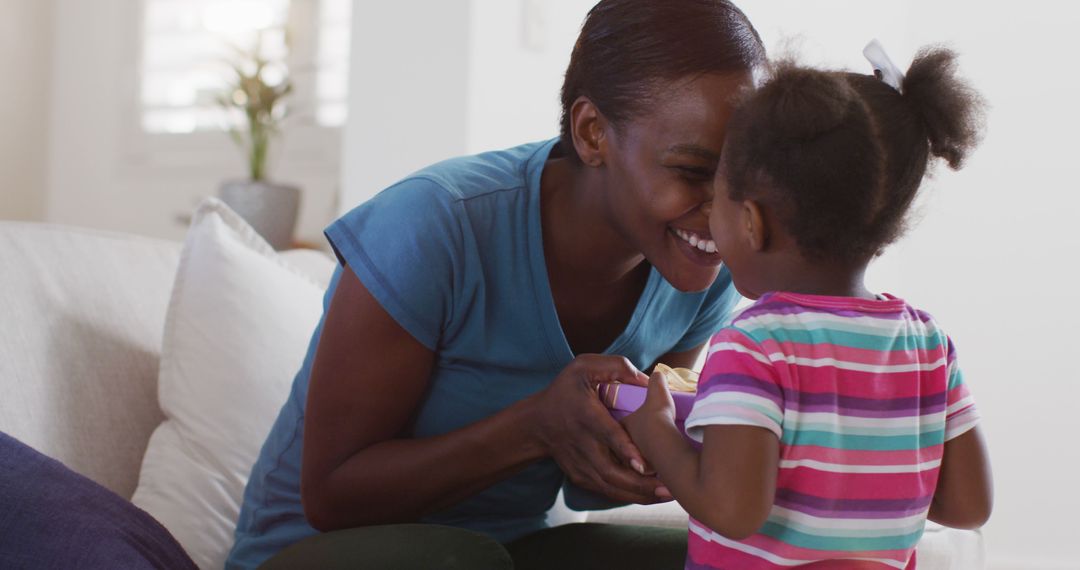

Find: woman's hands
528;354;672;504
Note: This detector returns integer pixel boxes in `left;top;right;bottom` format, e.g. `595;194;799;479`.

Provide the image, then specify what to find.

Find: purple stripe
776;502;929;520
791;390;946;413
910;307;937;324
735;301;904;322
699;373;784;406
685;558;718;570
775;488;933;518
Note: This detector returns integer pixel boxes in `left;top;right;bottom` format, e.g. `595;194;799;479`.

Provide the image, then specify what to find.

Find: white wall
340;0;596;210
342;1;1078;567
44;0;341;245
340;0;471;211
736;2;1080;567
894;3;1078;567
0;0;52;221
465;0;597;153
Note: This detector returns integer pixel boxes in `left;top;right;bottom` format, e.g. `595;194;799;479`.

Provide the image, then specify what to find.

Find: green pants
260;523;688;570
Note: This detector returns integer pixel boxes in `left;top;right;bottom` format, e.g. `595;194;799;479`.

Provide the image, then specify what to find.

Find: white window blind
139;0;351;134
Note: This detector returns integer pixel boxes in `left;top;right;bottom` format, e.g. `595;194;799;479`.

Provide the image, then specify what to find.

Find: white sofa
0;220;985;569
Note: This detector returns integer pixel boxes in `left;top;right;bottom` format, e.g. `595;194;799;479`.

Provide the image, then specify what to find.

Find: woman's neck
539;157;646;287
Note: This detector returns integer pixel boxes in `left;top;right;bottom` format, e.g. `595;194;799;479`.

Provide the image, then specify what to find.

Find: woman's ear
743;200;768;252
569;96;608;167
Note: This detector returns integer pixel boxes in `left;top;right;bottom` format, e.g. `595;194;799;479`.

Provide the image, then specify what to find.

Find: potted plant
217;34;300;250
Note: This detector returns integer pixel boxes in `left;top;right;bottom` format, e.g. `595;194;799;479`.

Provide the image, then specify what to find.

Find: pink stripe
947;383;972;406
780;468;939;500
784;368;945;399
757;339;945;368
781;444;944;466
689;538;786;569
690;526;912;566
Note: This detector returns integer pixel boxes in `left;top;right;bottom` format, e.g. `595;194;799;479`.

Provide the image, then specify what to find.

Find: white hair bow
863;39;904;93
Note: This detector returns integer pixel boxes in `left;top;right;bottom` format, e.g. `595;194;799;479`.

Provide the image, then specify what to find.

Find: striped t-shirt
684;292;979;569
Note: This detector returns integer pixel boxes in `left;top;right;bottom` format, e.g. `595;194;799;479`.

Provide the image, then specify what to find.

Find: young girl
623;43;992;569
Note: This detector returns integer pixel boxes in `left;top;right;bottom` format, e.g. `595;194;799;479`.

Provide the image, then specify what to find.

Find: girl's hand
623;371;677;441
528;354;670;504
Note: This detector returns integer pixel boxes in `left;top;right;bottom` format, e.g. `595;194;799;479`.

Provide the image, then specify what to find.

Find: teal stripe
781;429;946;450
759;521;923;551
767;514;926;539
746;317;939;342
741;327;945;352
793;421;945;438
948;367;965;390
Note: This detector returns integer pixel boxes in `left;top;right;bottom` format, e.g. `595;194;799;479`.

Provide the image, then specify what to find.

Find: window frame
120;0;343;174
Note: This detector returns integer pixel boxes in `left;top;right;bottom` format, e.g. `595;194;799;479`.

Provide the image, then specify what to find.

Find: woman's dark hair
560;0;766;162
721;46;986;263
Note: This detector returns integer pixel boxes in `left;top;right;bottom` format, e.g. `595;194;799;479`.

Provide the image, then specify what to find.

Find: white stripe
737;311;940;337
783;410;943;430
944;412;979;441
707;341;772;365
770;505;928;531
689;520;811;567
695;390;781;410
765;352;948;373
946;396;975;416
688;520;908;569
779;457;941;474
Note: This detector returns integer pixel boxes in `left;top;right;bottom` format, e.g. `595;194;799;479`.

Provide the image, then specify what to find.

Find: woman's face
602;72;750;293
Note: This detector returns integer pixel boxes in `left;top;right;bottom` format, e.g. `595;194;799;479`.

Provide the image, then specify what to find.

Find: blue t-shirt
226;139;740;569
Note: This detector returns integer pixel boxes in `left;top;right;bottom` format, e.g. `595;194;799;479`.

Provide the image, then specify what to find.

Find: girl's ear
743;200;768;252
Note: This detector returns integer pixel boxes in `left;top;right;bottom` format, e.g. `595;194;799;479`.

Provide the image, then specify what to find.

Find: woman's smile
670;226;722;266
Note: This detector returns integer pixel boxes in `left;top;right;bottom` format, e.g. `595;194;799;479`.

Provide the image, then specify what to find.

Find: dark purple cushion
0;431;197;569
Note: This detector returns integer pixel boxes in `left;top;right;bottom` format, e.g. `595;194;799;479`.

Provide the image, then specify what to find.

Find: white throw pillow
132;198;334;569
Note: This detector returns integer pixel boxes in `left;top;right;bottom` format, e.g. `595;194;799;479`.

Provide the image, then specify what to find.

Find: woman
228;1;765;568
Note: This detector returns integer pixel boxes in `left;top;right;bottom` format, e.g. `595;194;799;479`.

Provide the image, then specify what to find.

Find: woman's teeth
674;228;717;254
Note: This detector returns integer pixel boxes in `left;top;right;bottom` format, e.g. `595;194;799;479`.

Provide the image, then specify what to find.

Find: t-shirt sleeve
943;336;980;441
324;177;464;351
669;267;742;353
684;326;784;442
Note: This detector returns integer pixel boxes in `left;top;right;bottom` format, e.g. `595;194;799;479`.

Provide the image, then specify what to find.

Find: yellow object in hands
654;363;699;393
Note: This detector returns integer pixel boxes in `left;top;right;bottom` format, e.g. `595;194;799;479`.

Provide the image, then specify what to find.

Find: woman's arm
623;374;778;539
927;426;993;529
301;267;666;531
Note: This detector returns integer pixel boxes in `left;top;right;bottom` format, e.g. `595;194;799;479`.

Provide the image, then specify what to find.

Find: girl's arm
623;374;778;539
301;267;666;531
928;426;993;529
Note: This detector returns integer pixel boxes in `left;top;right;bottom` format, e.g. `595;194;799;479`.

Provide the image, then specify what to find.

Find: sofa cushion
0;222;180;499
0;430;197;569
131;199;333;570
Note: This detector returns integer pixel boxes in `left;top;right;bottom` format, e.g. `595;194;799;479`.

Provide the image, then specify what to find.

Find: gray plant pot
218;180;300;250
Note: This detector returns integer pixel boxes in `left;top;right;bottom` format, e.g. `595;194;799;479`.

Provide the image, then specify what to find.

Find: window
139;0;351;134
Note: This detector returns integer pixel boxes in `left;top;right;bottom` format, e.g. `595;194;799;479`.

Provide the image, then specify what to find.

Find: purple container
599;383;700;448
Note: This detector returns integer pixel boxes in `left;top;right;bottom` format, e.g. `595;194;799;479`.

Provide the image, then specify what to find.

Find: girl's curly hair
721;46;987;262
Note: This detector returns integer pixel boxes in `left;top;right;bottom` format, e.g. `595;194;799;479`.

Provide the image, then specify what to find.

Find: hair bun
901;46;987;169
